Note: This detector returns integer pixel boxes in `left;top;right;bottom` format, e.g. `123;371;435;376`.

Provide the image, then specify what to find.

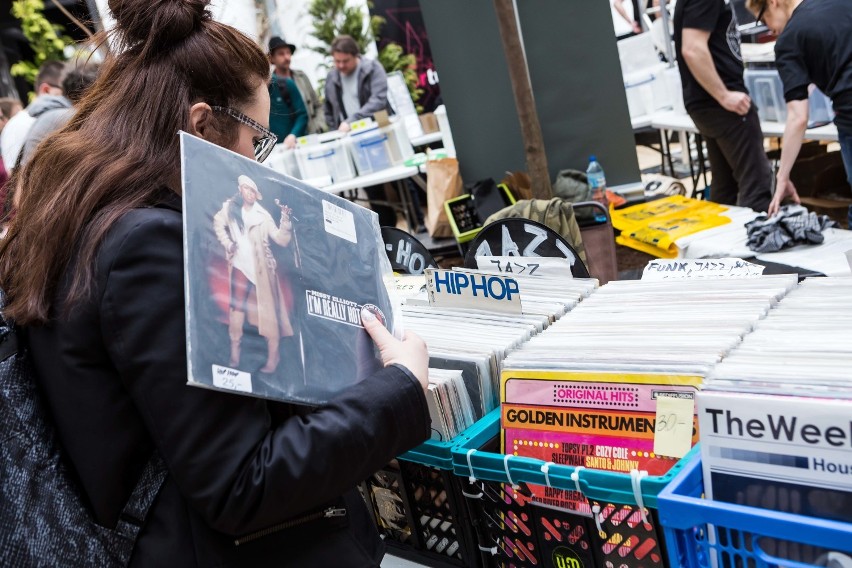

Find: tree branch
492;0;552;200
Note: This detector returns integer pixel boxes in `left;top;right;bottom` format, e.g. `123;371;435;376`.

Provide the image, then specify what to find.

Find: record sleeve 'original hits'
180;133;398;405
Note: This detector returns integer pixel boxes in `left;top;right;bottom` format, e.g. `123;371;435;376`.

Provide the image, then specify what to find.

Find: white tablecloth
673;206;852;276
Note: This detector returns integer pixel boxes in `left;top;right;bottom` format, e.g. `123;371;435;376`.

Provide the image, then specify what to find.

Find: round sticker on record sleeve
361;304;386;326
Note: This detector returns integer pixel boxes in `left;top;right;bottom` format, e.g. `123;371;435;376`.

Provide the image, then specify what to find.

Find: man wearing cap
213;175;295;374
269;36;326;136
267;37;309;147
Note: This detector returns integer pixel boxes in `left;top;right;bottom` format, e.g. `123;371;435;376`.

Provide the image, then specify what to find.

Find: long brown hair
0;0;269;325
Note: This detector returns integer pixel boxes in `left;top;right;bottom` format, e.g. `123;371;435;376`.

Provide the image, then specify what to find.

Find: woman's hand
361;308;429;392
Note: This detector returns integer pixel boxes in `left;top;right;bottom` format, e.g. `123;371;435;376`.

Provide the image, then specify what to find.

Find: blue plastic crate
449;409;696;509
399;409;503;470
657;452;852;567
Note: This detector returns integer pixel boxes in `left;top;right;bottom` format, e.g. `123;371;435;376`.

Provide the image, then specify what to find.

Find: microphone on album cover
274;198;299;222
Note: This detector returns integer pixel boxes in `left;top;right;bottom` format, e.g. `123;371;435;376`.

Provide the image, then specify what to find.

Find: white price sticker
212;365;252;394
322;200;357;244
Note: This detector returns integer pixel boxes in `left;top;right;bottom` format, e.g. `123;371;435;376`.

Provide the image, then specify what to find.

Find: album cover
501;370;700;512
180;133;398;405
699;390;852;524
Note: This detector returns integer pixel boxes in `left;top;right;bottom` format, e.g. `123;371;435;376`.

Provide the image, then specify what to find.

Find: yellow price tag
653;394;694;458
350;119;370;132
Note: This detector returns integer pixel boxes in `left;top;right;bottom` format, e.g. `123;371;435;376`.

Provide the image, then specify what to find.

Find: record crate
361;413;495;568
657;452;852;568
451;410;698;568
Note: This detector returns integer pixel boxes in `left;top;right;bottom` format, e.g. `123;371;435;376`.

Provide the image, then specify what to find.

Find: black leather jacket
25;193;430;566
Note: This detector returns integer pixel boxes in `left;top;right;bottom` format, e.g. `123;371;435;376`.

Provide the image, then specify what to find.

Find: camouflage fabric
484;198;587;264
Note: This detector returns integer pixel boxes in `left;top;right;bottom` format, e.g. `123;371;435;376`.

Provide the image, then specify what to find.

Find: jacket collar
156;189;182;212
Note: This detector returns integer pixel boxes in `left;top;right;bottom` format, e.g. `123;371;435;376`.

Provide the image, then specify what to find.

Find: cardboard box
419;113;439;134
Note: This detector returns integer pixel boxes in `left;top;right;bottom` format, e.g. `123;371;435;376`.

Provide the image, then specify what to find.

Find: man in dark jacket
267;36;309;147
269;36;325;135
323;35;392;132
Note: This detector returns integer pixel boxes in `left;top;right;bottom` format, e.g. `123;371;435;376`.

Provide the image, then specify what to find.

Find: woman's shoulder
113;203;180;238
99;199;183;268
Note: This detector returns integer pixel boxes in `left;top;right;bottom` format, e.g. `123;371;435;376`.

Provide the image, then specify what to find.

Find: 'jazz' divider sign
425;268;522;314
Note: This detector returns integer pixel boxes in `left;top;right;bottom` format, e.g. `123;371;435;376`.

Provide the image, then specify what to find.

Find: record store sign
425;268;522;314
476;256;574;279
642;258;764;280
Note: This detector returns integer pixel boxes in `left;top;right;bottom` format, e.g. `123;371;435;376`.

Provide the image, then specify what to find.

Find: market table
672;205;852;277
314;164;426;232
647;110;840;192
409;131;443;147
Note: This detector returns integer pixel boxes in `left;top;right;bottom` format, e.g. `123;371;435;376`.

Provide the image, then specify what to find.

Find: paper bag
425;157;463;238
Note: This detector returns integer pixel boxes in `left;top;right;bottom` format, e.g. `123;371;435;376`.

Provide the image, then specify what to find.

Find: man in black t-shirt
674;0;772;212
746;0;852;218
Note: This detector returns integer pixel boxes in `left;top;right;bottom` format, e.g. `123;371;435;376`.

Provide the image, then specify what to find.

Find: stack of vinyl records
425;369;477;441
500;275;799;513
405;274;598;441
704;277;852;394
698;277;852;562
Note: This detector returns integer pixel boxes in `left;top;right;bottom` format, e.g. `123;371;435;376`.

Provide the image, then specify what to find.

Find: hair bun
109;0;211;50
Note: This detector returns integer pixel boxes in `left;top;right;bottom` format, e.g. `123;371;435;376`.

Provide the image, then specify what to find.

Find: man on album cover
212;174;296;374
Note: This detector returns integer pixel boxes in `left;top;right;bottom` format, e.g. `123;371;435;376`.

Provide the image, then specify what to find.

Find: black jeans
688;104;772;213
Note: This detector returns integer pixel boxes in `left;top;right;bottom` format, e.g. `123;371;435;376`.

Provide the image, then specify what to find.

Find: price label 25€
653;394;694;458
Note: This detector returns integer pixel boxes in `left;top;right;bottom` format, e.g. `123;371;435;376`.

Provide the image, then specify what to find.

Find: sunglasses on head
211;106;278;163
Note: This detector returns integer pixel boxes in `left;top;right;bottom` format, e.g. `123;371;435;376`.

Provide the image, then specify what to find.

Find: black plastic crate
457;436;670;568
461;479;669;568
363;459;480;568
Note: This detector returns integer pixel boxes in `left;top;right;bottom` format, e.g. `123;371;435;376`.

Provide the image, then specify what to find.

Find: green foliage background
308;0;423;109
11;0;71;94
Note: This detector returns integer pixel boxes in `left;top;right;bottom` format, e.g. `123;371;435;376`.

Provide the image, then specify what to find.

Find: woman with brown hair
0;0;430;565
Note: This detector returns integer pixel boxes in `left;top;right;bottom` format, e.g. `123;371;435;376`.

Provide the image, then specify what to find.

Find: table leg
697;133;709;190
687;132;698;192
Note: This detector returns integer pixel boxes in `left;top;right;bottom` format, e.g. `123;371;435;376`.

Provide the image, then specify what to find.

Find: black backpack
0;307;167;566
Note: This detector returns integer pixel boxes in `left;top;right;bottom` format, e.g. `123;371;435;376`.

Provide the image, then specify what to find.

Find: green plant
10;0;71;88
308;0;383;59
377;43;423;112
307;0;421;106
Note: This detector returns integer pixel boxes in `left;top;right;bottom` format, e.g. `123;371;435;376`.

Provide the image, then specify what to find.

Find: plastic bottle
586;155;609;208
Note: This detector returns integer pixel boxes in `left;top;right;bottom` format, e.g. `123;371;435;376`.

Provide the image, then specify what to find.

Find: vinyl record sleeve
180;133;398;405
698;390;852;522
430;352;492;419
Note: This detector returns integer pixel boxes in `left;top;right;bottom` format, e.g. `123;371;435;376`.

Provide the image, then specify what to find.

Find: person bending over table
746;0;852;220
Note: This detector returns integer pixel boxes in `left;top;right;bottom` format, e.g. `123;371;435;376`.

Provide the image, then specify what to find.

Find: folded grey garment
745;204;838;253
